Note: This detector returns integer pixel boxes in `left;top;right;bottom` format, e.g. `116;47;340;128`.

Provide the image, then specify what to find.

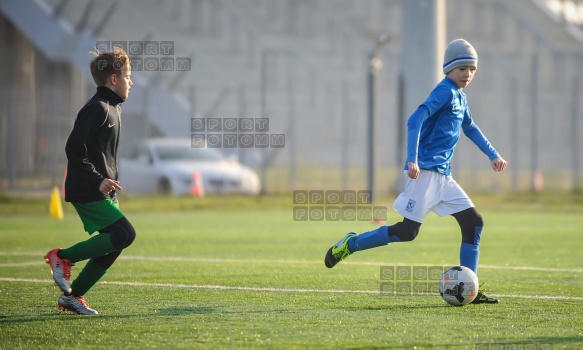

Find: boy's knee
398;228;419;242
391;219;421;242
453;208;483;244
107;217;136;250
471;210;484;228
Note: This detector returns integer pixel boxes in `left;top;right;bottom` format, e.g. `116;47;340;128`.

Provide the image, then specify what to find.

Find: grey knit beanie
443;39;478;74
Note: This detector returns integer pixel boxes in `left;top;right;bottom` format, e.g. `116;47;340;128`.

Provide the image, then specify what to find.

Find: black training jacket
64;86;124;204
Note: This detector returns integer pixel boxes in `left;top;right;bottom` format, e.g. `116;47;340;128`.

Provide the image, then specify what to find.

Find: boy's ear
106;73;117;86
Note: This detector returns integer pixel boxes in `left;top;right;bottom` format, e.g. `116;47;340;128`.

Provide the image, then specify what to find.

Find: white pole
397;0;446;191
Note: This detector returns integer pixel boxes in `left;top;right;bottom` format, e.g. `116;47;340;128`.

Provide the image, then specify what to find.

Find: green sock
70;259;108;296
59;233;116;263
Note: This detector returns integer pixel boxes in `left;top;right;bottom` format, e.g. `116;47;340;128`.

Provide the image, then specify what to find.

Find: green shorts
72;198;125;234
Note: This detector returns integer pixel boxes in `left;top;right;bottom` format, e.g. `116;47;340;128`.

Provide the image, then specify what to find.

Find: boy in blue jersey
324;39;508;304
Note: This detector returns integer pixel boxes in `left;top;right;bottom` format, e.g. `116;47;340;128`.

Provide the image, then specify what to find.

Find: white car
118;138;261;196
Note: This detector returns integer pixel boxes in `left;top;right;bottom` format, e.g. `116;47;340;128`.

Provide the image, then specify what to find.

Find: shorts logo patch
405;199;416;213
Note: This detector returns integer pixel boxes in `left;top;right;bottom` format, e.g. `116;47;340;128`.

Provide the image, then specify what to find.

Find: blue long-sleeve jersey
405;76;499;175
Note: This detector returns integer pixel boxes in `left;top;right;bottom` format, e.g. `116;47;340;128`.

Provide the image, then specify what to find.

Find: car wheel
157;178;172;196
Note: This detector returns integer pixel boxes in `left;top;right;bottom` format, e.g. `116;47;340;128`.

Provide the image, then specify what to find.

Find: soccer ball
439;266;479;306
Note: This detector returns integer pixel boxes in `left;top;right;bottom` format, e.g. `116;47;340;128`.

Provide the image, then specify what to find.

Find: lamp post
367;34;389;203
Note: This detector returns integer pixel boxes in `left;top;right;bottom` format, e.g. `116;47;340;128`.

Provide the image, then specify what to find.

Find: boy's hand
407;162;420;179
100;178;122;194
491;157;508;172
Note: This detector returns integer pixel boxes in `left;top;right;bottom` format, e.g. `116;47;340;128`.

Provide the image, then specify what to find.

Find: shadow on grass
0;306;320;323
0;312;143;324
158;306;215;315
157;306;319;316
338;304;449;312
475;337;583;348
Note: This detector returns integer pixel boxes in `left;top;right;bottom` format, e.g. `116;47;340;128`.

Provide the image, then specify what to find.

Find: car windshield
156;146;225;162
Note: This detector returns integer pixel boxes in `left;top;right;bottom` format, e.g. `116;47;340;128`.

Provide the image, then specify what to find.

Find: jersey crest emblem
405;199;416;213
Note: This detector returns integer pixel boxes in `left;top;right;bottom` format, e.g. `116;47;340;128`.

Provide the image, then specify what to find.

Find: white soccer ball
439;266;479;306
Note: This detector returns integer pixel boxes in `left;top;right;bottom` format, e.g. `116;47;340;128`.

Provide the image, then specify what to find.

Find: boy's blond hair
89;47;130;86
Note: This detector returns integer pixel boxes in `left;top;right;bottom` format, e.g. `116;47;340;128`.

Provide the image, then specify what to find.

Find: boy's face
447;66;476;90
111;64;132;100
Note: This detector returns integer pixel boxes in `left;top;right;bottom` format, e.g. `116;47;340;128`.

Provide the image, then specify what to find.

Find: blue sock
348;226;392;253
460;243;480;274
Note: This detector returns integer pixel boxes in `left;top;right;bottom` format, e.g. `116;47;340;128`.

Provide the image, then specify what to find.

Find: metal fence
1;0;582;196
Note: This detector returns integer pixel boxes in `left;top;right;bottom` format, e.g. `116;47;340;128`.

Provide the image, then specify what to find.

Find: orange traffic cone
49;186;64;220
190;171;205;197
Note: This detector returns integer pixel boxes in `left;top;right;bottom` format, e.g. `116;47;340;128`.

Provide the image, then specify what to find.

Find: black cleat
324;233;356;268
472;291;500;304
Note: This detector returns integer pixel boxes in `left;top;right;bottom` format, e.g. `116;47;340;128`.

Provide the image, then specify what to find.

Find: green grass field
0;194;582;349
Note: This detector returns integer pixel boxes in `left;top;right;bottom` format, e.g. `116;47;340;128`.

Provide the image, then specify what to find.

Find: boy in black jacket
45;47;135;314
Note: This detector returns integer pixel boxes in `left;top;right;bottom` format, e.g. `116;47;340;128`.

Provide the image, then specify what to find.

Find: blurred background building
1;0;582;195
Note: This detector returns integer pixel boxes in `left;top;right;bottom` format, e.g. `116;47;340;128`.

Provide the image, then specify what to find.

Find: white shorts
393;170;474;223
